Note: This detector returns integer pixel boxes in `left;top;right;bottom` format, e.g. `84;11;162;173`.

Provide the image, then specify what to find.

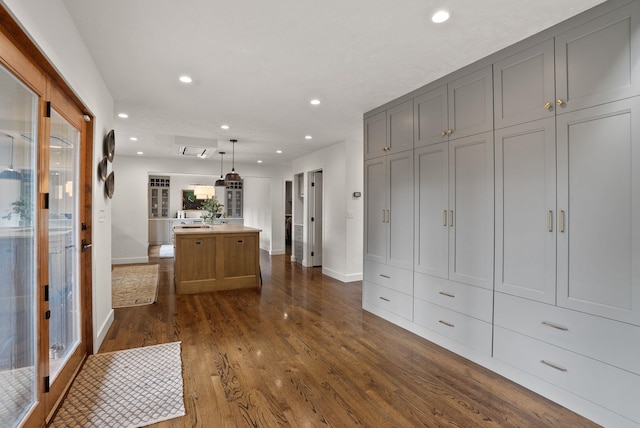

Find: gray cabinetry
556;97;640;326
493;39;555;129
364;100;413;159
414;66;493;148
555;1;640;114
495;118;557;304
364;150;414;270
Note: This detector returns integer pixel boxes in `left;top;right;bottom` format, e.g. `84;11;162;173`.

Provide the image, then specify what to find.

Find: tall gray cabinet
363;1;640;426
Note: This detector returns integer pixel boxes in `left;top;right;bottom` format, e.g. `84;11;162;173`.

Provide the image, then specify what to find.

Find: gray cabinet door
555;1;640;114
388;100;414;154
448;66;494;141
364;157;387;264
414;143;449;278
495;118;556;304
364;110;388;159
387;150;414;270
414;85;448;148
449;131;494;290
557;97;640;326
494;39;556;129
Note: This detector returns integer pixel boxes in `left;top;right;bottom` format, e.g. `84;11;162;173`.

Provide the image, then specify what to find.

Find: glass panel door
48;110;80;379
0;64;38;427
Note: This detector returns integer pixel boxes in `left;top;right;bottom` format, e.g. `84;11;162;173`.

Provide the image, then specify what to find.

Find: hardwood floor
99;251;599;427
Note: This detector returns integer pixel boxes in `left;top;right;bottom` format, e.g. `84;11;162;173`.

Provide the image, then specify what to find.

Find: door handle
82;239;92;252
449;210;454;227
443;210;448;226
558;210;565;233
547;210;553;232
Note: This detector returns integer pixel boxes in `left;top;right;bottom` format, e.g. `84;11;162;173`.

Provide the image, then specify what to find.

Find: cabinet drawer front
494;326;640;424
495;293;640;376
363;281;413;321
414;273;493;323
414;299;492;355
363;260;413;296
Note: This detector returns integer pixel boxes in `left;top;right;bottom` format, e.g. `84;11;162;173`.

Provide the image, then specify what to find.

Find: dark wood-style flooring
99;250;598;427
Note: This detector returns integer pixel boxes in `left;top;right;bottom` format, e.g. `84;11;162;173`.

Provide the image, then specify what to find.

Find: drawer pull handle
195;241;202;245
237;240;244;244
379;274;391;279
379;297;390;302
540;360;567;372
442;210;448;226
438;291;455;298
449;210;454;227
547;210;553;232
541;321;568;331
438;320;454;328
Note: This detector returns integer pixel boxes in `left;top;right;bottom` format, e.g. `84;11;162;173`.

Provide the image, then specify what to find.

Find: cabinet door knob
447;129;453;135
556;99;565;106
544;102;553;110
441;130;447;137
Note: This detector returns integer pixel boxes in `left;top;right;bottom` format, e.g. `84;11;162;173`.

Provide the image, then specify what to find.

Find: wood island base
173;224;261;294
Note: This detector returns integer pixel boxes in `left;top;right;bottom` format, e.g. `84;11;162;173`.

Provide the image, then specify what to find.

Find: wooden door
448;131;494;290
495;118;556;303
557;97;640;326
414;143;449;278
555;1;640;114
387;150;414;270
414;85;449;148
493;38;556;129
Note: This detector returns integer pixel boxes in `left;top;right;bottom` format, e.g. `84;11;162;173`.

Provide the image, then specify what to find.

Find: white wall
292;138;363;282
2;0;116;351
243;177;272;251
112;155;290;263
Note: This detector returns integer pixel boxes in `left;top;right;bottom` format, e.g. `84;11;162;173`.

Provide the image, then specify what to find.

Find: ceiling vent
178;146;210;158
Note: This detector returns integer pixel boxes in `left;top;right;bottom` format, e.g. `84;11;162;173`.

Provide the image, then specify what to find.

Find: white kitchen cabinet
494;117;557;304
414;66;493;148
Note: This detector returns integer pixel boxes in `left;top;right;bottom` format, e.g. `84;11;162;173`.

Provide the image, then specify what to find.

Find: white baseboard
321;267;363;283
94;308;114;354
269;249;285;255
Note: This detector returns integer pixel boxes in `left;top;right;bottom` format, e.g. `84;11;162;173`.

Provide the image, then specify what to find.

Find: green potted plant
200;196;224;224
2;196;33;226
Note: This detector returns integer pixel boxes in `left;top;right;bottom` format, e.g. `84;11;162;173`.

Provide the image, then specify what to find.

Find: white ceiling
61;0;605;166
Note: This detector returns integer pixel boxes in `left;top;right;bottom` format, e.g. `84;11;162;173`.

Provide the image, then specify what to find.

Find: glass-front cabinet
225;181;243;218
149;175;170;218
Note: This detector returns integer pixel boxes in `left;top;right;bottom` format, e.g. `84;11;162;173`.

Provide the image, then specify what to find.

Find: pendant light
215;151;226;187
0;135;21;180
224;139;241;183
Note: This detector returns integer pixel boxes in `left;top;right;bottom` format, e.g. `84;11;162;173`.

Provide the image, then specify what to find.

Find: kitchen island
173;224;261;294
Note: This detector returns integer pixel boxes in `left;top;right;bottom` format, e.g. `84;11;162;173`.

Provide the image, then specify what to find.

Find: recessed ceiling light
130;137;138;141
221;125;230;130
137;151;144;155
117;112;128;118
305;135;312;140
179;75;192;83
310;99;321;106
276;150;283;154
432;10;450;23
257;160;263;163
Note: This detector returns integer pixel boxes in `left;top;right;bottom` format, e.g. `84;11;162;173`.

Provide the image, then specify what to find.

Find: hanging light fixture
0;135;21;180
224;139;241;183
193;184;214;200
215;151;226;187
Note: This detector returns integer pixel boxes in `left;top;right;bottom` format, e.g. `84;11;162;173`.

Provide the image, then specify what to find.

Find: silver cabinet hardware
449;210;454;227
540;360;567;372
379;274;391;279
438;291;455;298
438;320;454;328
443;210;448;226
547;210;553;232
379;296;390;302
558;210;565;233
541;321;569;331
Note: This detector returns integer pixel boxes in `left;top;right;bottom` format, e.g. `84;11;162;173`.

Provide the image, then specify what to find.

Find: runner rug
112;264;159;308
50;342;185;427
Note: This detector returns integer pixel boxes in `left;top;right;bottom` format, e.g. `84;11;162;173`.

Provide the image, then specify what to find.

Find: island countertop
173;224;261;235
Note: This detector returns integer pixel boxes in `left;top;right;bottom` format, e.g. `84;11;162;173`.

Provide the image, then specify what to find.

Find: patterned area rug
51;342;185;428
0;366;34;427
112;264;159;308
